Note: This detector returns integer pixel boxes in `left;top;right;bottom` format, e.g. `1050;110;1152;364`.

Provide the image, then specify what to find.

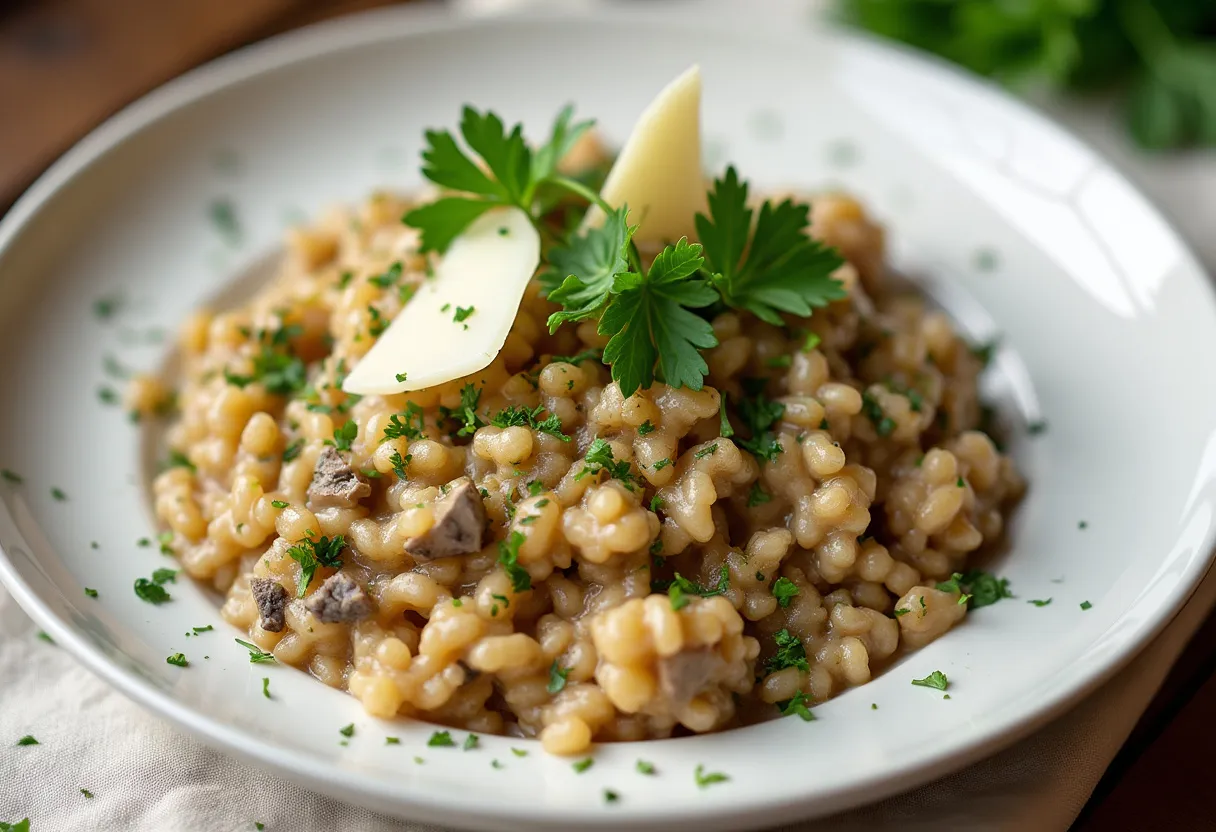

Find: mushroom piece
305;572;373;624
657;648;723;706
307;446;372;510
250;577;289;633
404;478;487;561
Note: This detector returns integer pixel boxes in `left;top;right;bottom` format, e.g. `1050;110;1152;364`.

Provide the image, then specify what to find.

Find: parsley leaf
778;690;816;721
912;670;949;691
599;238;719;397
16;735;38;746
764;629;809;674
636;759;656;775
328;420;358;451
166;653;188;667
544;206;637;328
490;404;570;442
497;531;531;593
134;577;171;605
235;638;277;663
286;533;345;598
697;167;845;325
694;764;730;788
404;105;594;253
575;438;635;484
427;730;456;747
772;577;799;608
547;660;571;694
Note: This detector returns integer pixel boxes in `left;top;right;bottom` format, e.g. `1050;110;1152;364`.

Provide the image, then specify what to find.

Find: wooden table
2;1;1212;827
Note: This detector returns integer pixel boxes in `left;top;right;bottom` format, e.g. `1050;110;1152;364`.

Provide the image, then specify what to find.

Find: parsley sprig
403;106;595;253
697;167;846;325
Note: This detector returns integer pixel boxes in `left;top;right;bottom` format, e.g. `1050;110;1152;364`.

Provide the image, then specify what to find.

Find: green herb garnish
912;670;949;691
764;629;809;674
428;730;456;747
547;660;571;694
286;533;345;597
497;531;531;593
694;764;730;788
133;577;171;605
235;638;276;664
771;577;799;608
166;653;189;667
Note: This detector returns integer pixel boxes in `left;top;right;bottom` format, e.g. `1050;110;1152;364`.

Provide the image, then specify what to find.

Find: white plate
2;4;1215;830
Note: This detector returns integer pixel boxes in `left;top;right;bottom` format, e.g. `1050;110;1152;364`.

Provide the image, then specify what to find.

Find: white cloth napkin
5;2;1216;831
3;571;1215;832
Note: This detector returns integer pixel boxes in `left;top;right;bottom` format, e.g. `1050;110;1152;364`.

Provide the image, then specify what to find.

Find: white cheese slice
585;65;705;242
341;206;540;396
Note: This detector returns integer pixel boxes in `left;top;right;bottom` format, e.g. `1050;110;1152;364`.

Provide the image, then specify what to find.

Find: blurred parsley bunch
839;0;1216;150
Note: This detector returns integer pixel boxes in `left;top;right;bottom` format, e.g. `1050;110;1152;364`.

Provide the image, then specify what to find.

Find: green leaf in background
839;0;1216;150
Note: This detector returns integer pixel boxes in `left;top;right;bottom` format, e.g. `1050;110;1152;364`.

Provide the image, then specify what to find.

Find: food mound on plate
139;68;1024;755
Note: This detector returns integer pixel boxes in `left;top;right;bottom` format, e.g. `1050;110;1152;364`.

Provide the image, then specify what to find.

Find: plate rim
2;3;1215;829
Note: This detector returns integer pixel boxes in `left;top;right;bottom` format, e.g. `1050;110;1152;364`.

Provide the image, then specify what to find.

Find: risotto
142;120;1023;755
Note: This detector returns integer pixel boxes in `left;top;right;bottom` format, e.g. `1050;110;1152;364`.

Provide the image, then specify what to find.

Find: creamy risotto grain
146;185;1023;754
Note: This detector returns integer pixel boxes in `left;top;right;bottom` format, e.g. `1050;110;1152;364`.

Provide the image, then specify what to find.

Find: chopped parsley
80;789;94;798
286;533;345;597
463;733;479;751
98;386;119;405
496;531;531;593
778;691;816;721
84;587;98;598
133;577;171;605
271;500;289;509
861;391;896;437
16;735;39;746
262;677;271;699
152;567;177;584
368;261;403;288
547;660;571;694
339;723;355;738
1028;419;1048;435
638;420;656;436
1081;600;1093;610
367;306;388;337
389;451;411;479
661;566;730;611
572;758;594;773
490;404;570;441
382;402;426;442
911;670;949;691
1078;520;1088;530
453;305;476;323
328;420;358;451
746;482;772;507
511;747;528;757
441;383;486;437
694;443;719;460
736;387;785;462
93;294;123;320
395;372;408;383
192;625;214;634
51;487;67;501
282;439;304;462
771;577;799;608
427;731;456;747
764;629;809;674
235;638;276;664
636;759;656;775
386;737;401;745
935;570;1012;609
1028;598;1053;607
603;789;619;803
693;764;730;788
575;438;635;484
166;653;189;668
0;469;22;484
